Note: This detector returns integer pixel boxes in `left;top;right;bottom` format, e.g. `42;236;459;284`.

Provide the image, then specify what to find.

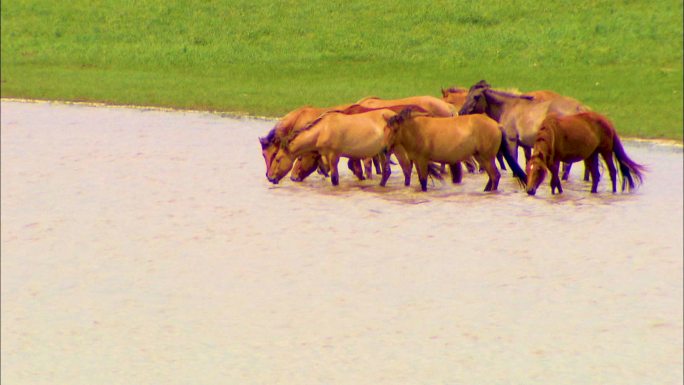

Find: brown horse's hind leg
379;152;391;187
347;158;365;181
480;158;500;192
392;146;413;186
373;156;382;174
415;161;429;191
329;154;341;186
449;162;463;184
561;162;572;181
363;158;373;180
600;151;618;193
496;152;507;171
585;153;601;193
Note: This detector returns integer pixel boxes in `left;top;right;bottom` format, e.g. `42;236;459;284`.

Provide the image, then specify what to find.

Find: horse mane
443;86;467;93
469;80;491;91
486;88;535;101
386;106;429;127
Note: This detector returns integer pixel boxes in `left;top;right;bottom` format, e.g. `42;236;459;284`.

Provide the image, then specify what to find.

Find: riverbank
2;0;682;140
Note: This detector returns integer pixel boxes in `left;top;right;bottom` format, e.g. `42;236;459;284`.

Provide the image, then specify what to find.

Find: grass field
1;0;682;140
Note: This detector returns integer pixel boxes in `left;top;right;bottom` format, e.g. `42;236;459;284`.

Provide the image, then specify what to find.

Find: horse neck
485;90;533;122
287;122;321;156
533;126;555;165
395;118;423;151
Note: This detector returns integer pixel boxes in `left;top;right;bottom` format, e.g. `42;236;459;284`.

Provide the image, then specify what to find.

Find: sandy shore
2;100;682;385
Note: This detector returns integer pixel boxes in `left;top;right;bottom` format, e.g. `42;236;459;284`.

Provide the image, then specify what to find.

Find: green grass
2;0;682;140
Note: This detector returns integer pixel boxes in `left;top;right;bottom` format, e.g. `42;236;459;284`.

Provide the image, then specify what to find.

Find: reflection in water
1;101;682;385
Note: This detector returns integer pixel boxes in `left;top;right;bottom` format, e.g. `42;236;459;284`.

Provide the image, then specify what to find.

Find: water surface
2;101;682;385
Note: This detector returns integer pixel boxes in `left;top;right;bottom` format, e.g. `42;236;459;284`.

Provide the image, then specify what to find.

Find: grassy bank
2;0;682;140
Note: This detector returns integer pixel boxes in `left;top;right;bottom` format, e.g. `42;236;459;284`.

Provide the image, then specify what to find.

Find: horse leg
392;145;413;186
347;158;365;181
523;146;532;165
600;151;618;193
464;158;476;173
439;162;447;174
363;158;373;180
496;152;507;171
329;154;341;186
583;164;591;181
449;162;463;184
549;161;563;194
479;157;500;192
585;153;600;193
379;152;391;187
373;156;382;174
415;160;429;192
561;162;572;181
317;156;330;177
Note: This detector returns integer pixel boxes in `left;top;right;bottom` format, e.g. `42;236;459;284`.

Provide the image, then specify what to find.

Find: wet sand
2;100;682;385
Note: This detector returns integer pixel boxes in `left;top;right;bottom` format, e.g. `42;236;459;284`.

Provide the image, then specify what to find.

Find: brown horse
526;112;646;195
458;80;588;164
267;108;412;186
384;108;527;192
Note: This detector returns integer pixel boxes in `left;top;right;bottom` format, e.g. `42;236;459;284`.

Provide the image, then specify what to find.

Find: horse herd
259;80;646;196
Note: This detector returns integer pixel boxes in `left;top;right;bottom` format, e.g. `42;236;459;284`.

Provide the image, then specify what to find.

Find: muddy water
2;100;682;385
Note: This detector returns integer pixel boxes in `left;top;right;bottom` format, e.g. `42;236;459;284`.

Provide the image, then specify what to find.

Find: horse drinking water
525;111;646;195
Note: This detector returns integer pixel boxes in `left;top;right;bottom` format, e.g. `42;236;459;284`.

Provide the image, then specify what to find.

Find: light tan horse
357;95;457;117
526;112;646;195
458;80;588;164
259;104;379;182
267;108;407;186
384;108;527;192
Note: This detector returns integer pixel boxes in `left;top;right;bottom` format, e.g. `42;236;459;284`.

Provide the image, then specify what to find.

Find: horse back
543;113;603;162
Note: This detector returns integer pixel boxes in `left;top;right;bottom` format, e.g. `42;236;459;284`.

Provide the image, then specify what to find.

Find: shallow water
2;100;682;385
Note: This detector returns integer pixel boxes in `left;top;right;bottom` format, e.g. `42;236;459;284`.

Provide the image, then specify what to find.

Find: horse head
259;128;281;175
290;153;321;182
525;153;547;195
458;85;489;115
266;145;296;184
441;86;468;109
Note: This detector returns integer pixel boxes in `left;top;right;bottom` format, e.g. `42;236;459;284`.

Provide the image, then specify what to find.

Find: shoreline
3;97;682;148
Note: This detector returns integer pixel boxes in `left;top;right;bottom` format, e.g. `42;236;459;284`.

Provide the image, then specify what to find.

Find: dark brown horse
526;112;646;195
458;80;588;165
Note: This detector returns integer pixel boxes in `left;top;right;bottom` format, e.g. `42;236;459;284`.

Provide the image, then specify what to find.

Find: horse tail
427;162;444;180
588;112;647;191
498;127;527;188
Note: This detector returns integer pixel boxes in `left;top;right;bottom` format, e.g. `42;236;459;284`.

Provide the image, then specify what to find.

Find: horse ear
441;87;447;97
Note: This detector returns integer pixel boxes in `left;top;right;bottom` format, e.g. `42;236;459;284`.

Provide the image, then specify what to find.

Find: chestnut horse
384;108;527;192
458;80;588;164
526;112;646;195
267;108;408;186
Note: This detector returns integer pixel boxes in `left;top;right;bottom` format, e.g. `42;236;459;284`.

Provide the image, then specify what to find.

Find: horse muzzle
526;188;537;196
